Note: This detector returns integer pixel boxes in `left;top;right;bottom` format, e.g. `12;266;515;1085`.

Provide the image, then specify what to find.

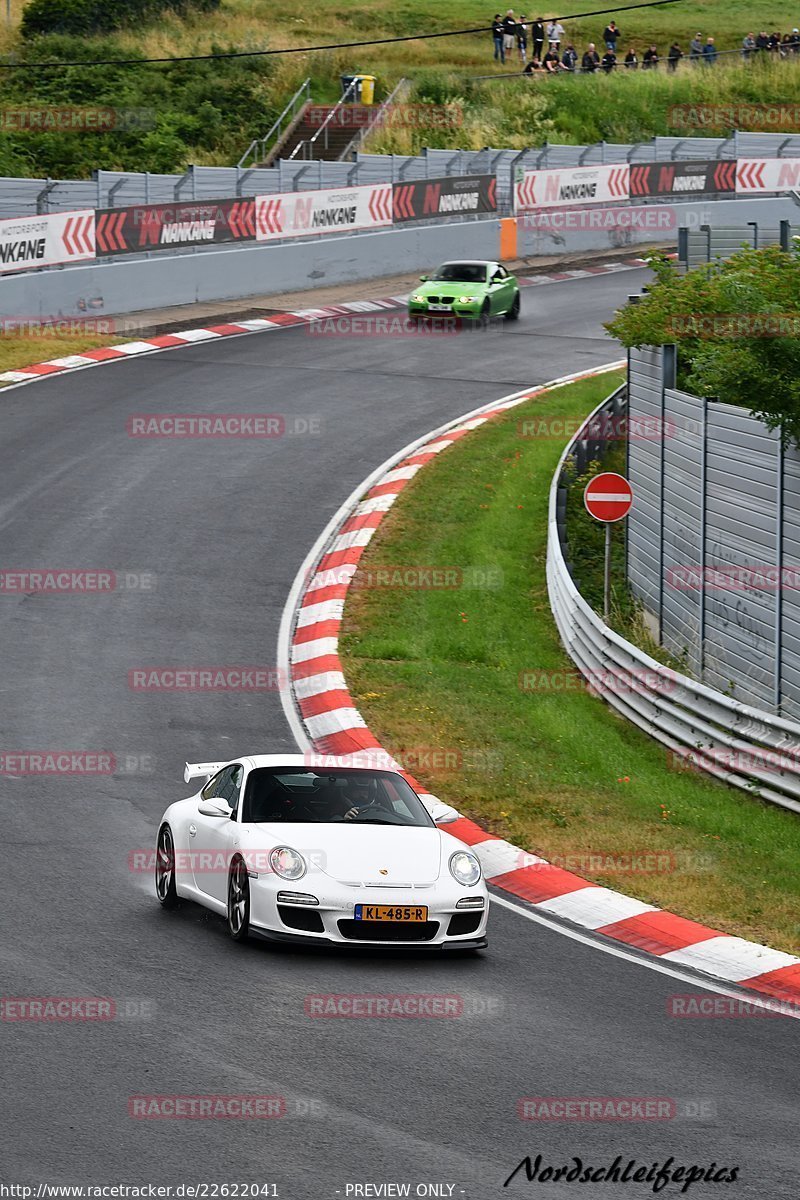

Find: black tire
505;291;521;321
479;299;492;328
227;856;251;942
155;824;179;908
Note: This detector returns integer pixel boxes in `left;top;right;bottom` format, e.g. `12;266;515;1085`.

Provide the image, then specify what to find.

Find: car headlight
459;295;477;303
269;846;306;880
410;294;426;303
449;850;481;887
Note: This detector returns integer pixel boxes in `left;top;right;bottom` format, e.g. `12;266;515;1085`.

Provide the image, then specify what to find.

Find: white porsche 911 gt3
155;755;488;950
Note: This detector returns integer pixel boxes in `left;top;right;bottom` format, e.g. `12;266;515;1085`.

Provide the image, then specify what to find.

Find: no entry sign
584;472;633;523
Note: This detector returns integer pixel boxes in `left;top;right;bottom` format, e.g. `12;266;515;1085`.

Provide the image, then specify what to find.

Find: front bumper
408;302;482;319
248;878;489;948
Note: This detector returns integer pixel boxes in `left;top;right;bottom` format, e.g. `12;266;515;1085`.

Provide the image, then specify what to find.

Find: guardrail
547;386;800;815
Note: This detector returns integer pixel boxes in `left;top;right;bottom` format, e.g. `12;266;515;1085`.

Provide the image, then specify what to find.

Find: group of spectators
491;10;800;74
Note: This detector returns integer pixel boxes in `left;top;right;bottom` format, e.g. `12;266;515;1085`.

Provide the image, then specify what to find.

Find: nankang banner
514;164;629;211
95;198;256;256
392;175;497;222
255;184;392;241
0;209;95;274
629;160;736;197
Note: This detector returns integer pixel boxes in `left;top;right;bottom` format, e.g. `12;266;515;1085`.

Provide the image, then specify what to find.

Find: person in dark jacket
702;36;717;64
531;17;545;60
503;9;518;60
542;45;562;72
516;15;529;63
624;45;638;67
642;43;659;68
667;42;683;70
601;48;616;71
581;43;600;70
492;14;505;61
602;20;619;50
562;43;578;69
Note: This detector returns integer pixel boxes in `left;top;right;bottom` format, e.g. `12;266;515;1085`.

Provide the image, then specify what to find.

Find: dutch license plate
354;904;428;922
428;304;452;312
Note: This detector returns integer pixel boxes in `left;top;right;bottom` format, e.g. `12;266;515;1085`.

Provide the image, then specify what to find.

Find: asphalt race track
0;268;796;1200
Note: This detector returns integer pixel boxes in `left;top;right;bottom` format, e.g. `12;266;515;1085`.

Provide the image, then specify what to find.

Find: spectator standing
581;42;600;70
642;43;659;68
562;43;578;69
689;32;703;63
492;14;505;61
531;16;545;60
755;31;770;51
601;47;616;71
624;46;638;67
602;20;619;50
702;36;717;65
791;29;800;51
517;15;529;62
503;10;518;61
667;41;683;70
547;18;565;49
741;33;756;59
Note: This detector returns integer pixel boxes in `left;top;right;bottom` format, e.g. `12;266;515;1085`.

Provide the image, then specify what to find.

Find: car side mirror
419;274;428;282
198;798;232;818
430;801;459;824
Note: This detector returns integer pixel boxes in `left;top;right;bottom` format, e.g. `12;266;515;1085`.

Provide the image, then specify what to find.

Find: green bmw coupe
408;260;520;322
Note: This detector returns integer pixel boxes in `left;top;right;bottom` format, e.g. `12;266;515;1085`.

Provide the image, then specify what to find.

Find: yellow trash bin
360;75;376;105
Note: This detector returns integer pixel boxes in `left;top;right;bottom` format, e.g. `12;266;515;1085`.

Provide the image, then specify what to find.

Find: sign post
583;472;634;623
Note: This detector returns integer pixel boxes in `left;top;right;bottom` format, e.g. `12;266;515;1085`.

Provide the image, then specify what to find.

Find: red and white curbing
288;365;800;1007
0;257;654;386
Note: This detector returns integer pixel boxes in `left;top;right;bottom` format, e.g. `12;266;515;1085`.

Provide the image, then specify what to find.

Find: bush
21;0;220;39
606;245;800;445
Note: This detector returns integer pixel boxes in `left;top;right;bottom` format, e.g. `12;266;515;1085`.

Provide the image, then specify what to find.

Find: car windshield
431;263;488;283
241;768;435;827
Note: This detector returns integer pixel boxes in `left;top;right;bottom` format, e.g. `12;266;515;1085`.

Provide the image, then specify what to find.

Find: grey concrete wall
0;219;502;319
517;196;800;258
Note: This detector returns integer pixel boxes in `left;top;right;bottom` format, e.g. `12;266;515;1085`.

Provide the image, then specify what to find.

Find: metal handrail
289;77;359;162
339;77;409;160
547;385;800;816
238;78;311;169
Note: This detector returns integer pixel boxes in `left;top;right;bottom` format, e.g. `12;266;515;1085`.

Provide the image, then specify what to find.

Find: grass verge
0;332;124;381
341;370;800;954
